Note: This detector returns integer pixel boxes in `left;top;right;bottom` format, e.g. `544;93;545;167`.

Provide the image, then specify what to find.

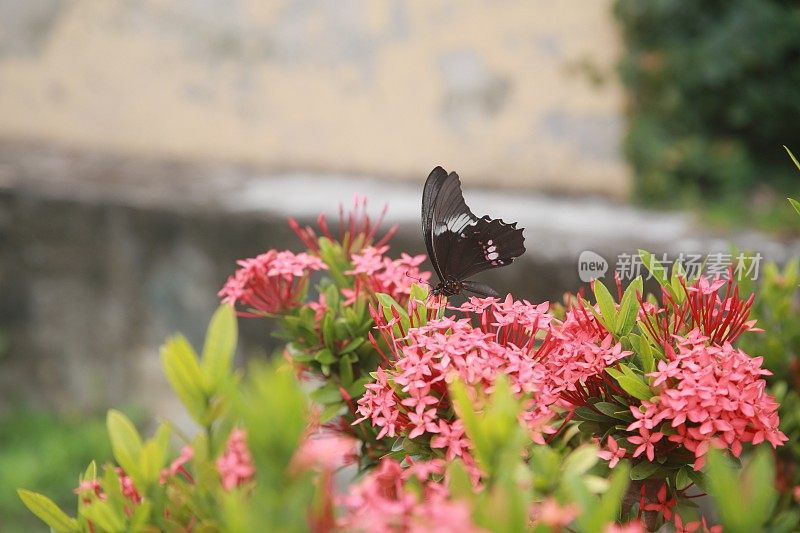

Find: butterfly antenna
404;271;429;287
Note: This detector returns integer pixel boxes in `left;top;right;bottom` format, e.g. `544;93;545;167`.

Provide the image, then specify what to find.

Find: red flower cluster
217;429;256;491
218;250;326;316
345;246;431;305
645;332;787;469
639;276;761;348
338;458;479;533
356;294;630;467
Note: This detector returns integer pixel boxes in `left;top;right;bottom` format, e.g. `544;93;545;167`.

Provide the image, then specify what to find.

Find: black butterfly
422;166;526;297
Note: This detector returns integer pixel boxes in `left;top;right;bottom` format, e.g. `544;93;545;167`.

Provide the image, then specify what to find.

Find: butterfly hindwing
441;216;525;281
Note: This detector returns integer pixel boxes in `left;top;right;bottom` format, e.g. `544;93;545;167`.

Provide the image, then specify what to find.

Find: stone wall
0;0;628;195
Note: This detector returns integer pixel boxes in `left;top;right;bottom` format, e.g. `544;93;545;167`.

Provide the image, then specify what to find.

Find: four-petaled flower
628;429;663;462
597;436;626;468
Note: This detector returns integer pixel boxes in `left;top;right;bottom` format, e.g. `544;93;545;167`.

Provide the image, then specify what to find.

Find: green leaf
339;356;354;386
446;460;474;501
639;249;669;287
339;337;364;355
575;463;630;532
201;305;238;391
79;499;126;532
321;312;336;350
743;447;777;521
616;376;652;401
593;281;618;333
81;461;97;482
310;382;343;405
107;409;143;483
140;423;171;486
785;146;800;172
705;448;776;532
789;197;800;216
630;460;660;480
319;403;344;423
770;510;800;533
563;445;599;477
670;260;688;302
314;348;336;365
574;406;613;423
409;283;429;303
616;277;642;336
161;335;207;422
630;333;655;374
594;402;632;421
17;490;79;532
675;466;692;490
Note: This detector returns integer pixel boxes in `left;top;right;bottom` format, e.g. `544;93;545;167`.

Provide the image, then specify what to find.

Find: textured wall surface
0;0;628;195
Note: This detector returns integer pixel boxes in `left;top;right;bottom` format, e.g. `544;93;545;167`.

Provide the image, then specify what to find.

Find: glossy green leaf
201;304;238;391
107;409;143;484
789;197;800;216
79;498;126;532
17;490;79;532
616;277;642;336
140;422;171;486
161;334;207;421
639;250;667;284
786;146;800;172
615;376;652;401
630;460;660;480
593;281;617;333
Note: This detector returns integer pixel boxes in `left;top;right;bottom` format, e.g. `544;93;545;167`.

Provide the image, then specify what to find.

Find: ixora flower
643;334;787;469
345;245;431;305
639;275;761;348
355;294;630;465
218;249;327;316
338;458;480;533
217;429;256;491
289;194;398;256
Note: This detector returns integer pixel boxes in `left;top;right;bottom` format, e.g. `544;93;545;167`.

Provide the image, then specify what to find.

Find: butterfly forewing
422;167;478;280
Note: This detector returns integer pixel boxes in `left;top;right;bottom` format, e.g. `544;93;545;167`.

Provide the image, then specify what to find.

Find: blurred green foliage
614;0;800;228
0;408;111;533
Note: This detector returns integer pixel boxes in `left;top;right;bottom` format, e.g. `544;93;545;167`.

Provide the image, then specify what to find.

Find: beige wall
0;0;629;195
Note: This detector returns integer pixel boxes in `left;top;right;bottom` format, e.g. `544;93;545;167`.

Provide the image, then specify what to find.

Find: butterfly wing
423;167;526;289
422;167;479;282
441;215;526;281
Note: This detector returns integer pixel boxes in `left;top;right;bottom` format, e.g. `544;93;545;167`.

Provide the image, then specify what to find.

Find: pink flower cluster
74;468;142;516
217;429;256;490
345;246;431;305
642;332;787;469
338;458;480;533
356;295;630;465
218;249;326;316
639;276;761;348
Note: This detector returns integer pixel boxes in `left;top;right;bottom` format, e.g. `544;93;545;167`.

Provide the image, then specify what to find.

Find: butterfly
422;166;526;297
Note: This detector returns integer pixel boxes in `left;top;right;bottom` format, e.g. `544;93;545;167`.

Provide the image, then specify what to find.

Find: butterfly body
422;167;526;297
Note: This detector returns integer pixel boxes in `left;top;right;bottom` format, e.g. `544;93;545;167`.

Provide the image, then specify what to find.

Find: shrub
613;0;800;216
16;197;799;532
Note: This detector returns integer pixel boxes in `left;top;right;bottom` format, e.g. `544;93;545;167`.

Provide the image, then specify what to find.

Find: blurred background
0;1;798;529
